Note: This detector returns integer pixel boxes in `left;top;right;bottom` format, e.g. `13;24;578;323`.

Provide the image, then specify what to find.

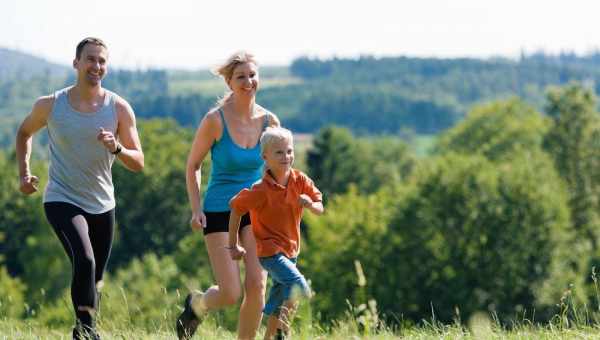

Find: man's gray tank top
43;87;118;214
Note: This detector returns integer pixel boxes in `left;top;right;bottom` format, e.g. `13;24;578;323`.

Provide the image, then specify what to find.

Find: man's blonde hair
260;127;294;154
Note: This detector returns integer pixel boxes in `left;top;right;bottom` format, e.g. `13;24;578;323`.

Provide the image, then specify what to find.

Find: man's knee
76;255;96;276
77;305;96;316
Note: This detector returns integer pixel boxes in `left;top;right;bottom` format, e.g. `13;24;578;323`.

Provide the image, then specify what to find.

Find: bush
302;186;398;323
375;151;579;323
99;253;182;331
0;266;26;318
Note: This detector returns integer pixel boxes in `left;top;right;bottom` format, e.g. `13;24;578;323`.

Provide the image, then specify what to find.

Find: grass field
4;319;600;339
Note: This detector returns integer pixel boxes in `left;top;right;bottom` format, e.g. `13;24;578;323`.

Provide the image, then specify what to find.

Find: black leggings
44;202;115;326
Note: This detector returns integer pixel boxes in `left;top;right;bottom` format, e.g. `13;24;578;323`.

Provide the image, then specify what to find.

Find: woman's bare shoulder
256;105;280;127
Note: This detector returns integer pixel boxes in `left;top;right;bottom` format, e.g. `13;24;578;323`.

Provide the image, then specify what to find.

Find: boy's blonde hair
260;127;294;154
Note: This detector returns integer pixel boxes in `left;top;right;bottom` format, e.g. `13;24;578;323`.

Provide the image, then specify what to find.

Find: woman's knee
244;276;266;298
220;285;242;305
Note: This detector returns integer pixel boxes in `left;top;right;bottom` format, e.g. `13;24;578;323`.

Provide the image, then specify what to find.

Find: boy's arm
299;173;325;215
227;208;246;260
299;195;324;215
228;187;266;260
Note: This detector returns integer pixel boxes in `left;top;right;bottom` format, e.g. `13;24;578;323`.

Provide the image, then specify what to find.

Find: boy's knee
282;275;309;293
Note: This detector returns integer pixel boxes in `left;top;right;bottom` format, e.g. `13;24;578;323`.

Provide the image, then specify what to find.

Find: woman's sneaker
176;292;204;339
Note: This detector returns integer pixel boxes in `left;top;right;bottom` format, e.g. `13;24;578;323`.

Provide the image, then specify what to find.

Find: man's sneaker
176;292;203;339
72;324;100;340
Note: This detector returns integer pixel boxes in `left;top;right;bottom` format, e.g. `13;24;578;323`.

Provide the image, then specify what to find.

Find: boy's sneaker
176;292;204;339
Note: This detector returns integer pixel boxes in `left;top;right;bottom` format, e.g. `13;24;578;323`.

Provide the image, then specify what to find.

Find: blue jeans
259;253;310;315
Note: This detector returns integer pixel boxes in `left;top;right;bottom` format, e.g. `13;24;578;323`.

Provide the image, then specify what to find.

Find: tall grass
6;266;600;339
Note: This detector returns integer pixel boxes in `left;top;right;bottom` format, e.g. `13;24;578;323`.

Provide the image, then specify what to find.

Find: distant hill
0;48;69;78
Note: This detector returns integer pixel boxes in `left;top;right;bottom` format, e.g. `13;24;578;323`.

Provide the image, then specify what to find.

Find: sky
2;0;600;70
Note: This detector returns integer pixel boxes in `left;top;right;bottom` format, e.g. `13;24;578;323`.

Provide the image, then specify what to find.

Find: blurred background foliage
2;51;600;330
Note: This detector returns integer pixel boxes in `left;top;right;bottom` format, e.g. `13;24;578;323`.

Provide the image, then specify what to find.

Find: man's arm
113;97;144;172
16;96;53;194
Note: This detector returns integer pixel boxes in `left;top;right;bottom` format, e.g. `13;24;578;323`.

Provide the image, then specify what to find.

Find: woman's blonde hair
260;127;294;155
213;51;258;106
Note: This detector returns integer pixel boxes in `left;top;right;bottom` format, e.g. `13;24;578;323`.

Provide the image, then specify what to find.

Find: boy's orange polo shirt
230;168;322;258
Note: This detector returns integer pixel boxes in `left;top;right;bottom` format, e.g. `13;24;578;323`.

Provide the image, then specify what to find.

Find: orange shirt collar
263;169;298;189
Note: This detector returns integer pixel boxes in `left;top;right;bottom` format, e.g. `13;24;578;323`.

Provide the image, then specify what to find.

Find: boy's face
263;138;294;174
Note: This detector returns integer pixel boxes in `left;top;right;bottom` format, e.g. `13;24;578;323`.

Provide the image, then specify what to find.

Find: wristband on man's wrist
111;144;122;155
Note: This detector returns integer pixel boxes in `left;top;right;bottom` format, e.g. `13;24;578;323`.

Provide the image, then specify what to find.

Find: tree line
1;84;600;330
4;52;600;148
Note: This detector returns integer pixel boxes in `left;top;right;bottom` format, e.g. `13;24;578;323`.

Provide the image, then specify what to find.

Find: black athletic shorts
203;211;251;235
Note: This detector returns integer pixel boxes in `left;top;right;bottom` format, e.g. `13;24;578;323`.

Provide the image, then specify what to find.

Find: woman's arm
186;111;220;230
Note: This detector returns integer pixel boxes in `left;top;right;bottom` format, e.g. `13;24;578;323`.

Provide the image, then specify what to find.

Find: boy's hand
299;194;313;208
228;244;246;260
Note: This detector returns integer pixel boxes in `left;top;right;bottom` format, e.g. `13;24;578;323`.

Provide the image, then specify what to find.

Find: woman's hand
190;211;207;231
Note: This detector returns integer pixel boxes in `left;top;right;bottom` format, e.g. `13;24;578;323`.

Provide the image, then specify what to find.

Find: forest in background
2;49;600;332
4;48;600;145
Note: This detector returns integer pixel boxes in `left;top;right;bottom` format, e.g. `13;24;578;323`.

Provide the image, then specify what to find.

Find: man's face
74;44;108;86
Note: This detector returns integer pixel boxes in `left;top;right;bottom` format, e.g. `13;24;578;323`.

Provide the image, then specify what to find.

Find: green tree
306;126;414;198
0;150;70;305
302;186;398;323
306;126;366;199
375;152;577;323
436;98;549;160
111;119;203;267
0;266;26;318
543;84;600;251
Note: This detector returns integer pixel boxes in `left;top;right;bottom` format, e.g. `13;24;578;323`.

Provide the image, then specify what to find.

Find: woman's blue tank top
203;108;268;212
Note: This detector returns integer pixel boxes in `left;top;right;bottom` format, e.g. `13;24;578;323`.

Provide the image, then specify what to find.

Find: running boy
228;126;324;340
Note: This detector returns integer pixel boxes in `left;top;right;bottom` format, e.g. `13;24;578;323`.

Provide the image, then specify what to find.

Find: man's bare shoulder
34;95;55;112
112;93;134;116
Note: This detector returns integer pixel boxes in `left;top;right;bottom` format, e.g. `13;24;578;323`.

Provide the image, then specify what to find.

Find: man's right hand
19;175;39;195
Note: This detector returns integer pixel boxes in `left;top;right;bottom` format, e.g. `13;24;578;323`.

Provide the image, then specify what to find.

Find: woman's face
228;62;259;98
